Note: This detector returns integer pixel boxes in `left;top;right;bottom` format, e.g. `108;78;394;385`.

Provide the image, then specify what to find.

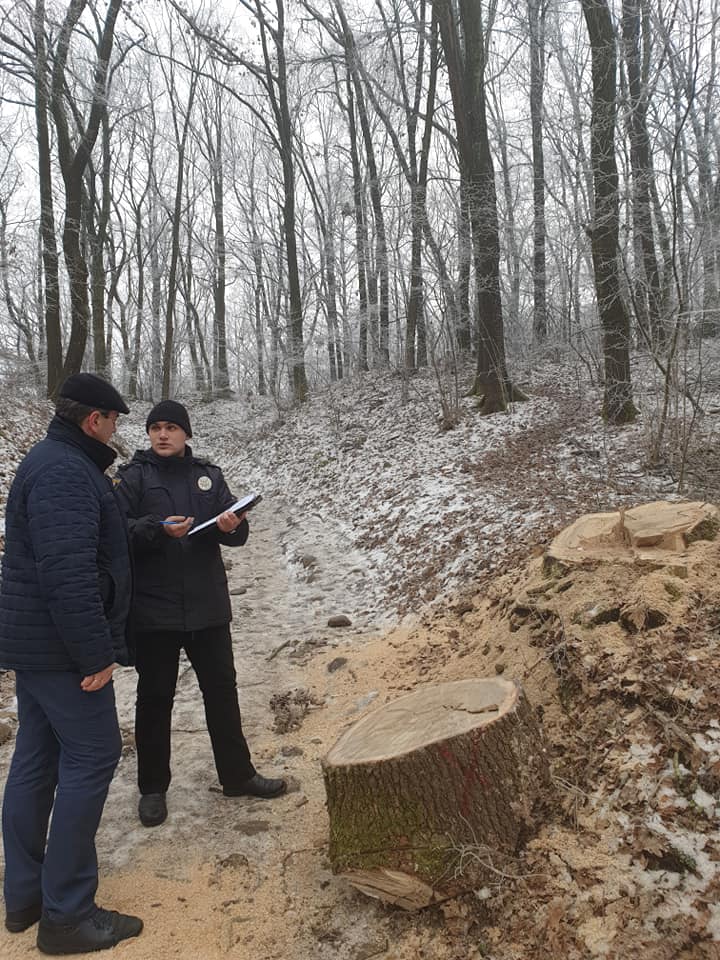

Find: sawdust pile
373;504;720;959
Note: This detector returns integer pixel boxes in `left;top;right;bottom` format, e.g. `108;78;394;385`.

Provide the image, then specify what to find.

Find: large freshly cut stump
545;500;719;577
322;678;549;909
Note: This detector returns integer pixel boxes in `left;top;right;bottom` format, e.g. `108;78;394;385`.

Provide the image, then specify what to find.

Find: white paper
187;493;260;537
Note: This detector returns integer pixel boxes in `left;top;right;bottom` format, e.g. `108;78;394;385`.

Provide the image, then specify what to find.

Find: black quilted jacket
115;447;248;633
0;416;132;674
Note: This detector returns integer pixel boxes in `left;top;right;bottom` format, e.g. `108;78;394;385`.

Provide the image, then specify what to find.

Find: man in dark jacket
0;373;143;955
115;400;285;829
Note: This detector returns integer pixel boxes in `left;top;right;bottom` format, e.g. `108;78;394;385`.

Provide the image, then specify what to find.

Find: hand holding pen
161;515;194;538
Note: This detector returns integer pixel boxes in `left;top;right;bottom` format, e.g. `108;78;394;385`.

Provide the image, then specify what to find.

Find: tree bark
204;84;231;395
621;0;665;346
323;678;549;909
86;110;112;375
343;68;369;372
335;1;390;366
254;0;308;401
159;36;199;399
34;0;62;396
0;197;43;387
50;0;122;379
435;0;522;413
581;0;637;424
529;0;547;343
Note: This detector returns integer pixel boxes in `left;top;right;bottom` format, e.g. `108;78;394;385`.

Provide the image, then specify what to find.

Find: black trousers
134;625;256;795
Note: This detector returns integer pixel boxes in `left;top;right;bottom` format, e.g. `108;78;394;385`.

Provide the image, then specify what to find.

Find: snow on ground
1;361;720;959
205;364;681;618
0;360;705;620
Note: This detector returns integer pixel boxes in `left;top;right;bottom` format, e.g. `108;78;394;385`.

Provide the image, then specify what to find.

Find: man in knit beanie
115;401;285;828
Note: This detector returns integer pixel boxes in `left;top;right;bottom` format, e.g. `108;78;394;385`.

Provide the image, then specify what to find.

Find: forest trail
0;489;398;960
2;390;720;960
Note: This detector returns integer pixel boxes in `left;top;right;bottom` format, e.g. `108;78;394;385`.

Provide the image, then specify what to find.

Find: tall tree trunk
435;0;521;413
0;200;43;387
323;207;342;381
496;120;521;336
253;0;308;401
581;0;637;424
180;230;208;396
344;70;369;372
403;4;438;372
205;89;231;395
160;51;198;399
336;5;390;366
149;190;163;398
622;0;664;345
456;179;472;352
529;0;547;343
86;111;112;375
247;170;268;397
50;0;122;379
34;0;62;396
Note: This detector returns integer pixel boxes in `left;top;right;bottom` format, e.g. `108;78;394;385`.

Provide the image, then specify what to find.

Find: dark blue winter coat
115;447;248;633
0;416;133;675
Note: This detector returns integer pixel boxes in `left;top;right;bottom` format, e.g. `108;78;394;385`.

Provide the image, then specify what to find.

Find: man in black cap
0;372;143;954
115;400;285;829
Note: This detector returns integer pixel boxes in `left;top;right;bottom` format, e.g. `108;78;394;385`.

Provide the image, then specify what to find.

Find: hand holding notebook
187;493;262;537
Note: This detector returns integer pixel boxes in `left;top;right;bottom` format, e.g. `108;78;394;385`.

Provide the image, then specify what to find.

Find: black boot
138;792;167;827
37;907;143;955
5;902;42;933
223;773;287;799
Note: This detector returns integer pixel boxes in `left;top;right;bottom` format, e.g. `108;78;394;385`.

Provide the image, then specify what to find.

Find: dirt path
0;495;398;960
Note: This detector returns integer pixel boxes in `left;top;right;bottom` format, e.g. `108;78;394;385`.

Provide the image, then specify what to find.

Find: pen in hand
160;515;194;538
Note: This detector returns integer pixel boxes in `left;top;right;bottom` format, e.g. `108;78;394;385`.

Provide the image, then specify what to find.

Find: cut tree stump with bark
544;500;719;578
322;678;549;909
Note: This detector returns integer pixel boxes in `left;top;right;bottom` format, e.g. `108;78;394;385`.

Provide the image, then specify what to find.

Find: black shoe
138;792;167;827
37;907;143;955
223;773;287;799
5;902;42;933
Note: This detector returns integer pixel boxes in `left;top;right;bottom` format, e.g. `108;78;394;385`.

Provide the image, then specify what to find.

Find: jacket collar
47;415;117;473
132;445;195;470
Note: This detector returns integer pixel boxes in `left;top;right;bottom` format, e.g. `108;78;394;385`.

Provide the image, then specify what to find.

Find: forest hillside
0;365;719;959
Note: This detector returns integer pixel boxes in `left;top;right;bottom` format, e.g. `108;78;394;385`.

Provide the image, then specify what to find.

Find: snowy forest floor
0;357;720;959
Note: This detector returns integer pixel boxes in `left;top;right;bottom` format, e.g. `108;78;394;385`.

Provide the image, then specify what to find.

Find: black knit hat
59;372;130;414
145;400;192;438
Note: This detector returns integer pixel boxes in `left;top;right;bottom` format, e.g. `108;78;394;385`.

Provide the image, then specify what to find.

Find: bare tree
529;0;547;343
581;0;637;423
621;0;666;346
49;0;122;377
434;0;523;413
34;0;62;394
157;13;201;399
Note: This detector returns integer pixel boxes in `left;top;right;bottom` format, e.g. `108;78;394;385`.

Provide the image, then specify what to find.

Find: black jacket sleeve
114;465;165;554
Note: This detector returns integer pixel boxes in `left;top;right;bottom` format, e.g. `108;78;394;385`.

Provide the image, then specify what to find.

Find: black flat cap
59;372;130;414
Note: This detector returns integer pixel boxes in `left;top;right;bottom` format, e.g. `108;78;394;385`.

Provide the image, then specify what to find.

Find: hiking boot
37;907;143;955
5;902;42;933
138;792;167;827
223;773;287;799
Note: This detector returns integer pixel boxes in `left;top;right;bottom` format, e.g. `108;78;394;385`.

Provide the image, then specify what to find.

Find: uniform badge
198;475;212;491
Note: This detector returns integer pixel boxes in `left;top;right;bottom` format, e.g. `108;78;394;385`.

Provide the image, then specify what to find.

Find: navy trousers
2;671;121;923
135;625;255;795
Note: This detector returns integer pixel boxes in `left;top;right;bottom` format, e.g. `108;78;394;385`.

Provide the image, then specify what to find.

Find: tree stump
322;678;549;909
544;500;719;578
